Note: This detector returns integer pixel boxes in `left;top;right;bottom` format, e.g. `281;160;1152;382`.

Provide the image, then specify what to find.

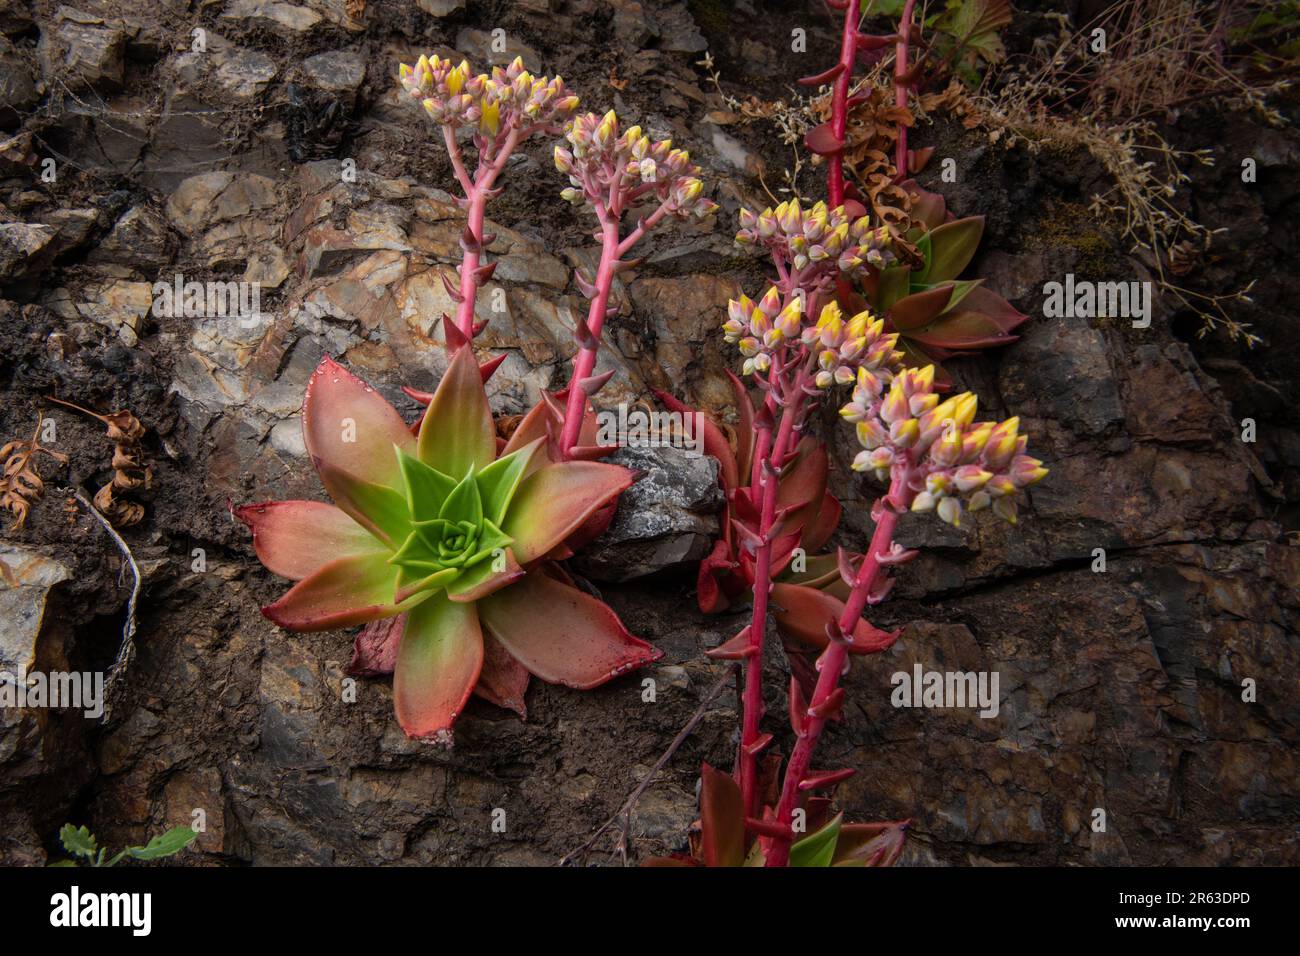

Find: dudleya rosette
237;347;661;743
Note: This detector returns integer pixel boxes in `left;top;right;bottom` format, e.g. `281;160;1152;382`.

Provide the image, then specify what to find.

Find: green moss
687;0;731;43
1035;200;1116;277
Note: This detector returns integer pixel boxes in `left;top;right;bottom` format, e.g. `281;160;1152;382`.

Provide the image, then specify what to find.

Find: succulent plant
643;764;908;867
237;347;661;743
849;184;1028;378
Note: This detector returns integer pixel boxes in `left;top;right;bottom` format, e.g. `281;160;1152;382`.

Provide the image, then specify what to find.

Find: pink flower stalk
762;366;1046;866
553;110;717;458
720;200;896;816
399;55;580;341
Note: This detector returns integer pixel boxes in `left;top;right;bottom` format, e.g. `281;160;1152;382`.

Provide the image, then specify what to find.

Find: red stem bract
764;469;916;867
558;217;621;455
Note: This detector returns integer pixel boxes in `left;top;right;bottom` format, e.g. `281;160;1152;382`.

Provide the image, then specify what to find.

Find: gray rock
221;0;323;36
0;545;72;678
455;27;541;70
87;205;174;273
38;9;126;91
174;36;278;101
0;38;37;127
0;1;35;36
44;208;99;257
571;444;722;582
0;223;57;284
656;3;707;53
299;48;366;99
611;0;659;47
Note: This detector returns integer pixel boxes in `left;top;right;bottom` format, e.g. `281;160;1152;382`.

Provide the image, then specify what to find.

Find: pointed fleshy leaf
236;501;384;580
475;439;543;525
777;439;828;512
393;565;460;604
502;461;635;564
262;551;423;631
726;371;756;485
920;217;984;284
804;122;844;156
888;282;955;332
393;592;483;742
477;570;661;688
501;399;556;459
909;310;1019;349
446;546;525;603
417;346;496;477
396;449;457;522
704;624;756;660
472;631;530;717
348;614;403;676
952;284;1029;333
439;471;484;525
303;355;414;489
771;583;899;654
789;813;843;867
778;551;841;590
696;538;736;614
315;459;411;548
799;492;842;553
833;820;909;867
700;764;746;868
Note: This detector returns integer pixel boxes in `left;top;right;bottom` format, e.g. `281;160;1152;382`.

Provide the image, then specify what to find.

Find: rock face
0;0;1296;868
572;446;723;582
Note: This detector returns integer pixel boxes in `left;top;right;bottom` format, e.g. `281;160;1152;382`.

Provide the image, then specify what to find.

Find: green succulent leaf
59;824;97;860
315;460;412;548
475;439;543;525
127;826;198;862
878;263;913;310
396;449;458;522
393;590;483;740
417;346;496;477
920;217;984;284
439;472;484;527
789;813;843;868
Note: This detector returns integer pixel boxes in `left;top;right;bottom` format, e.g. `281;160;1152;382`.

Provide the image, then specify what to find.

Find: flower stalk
721;200;897;815
764;470;912;866
399;54;580;342
554;110;716;458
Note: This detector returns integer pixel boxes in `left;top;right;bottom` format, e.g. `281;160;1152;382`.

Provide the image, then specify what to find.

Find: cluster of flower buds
735;200;896;274
846;366;1048;527
801;301;902;389
399;55;579;139
555;111;717;220
722;291;903;386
